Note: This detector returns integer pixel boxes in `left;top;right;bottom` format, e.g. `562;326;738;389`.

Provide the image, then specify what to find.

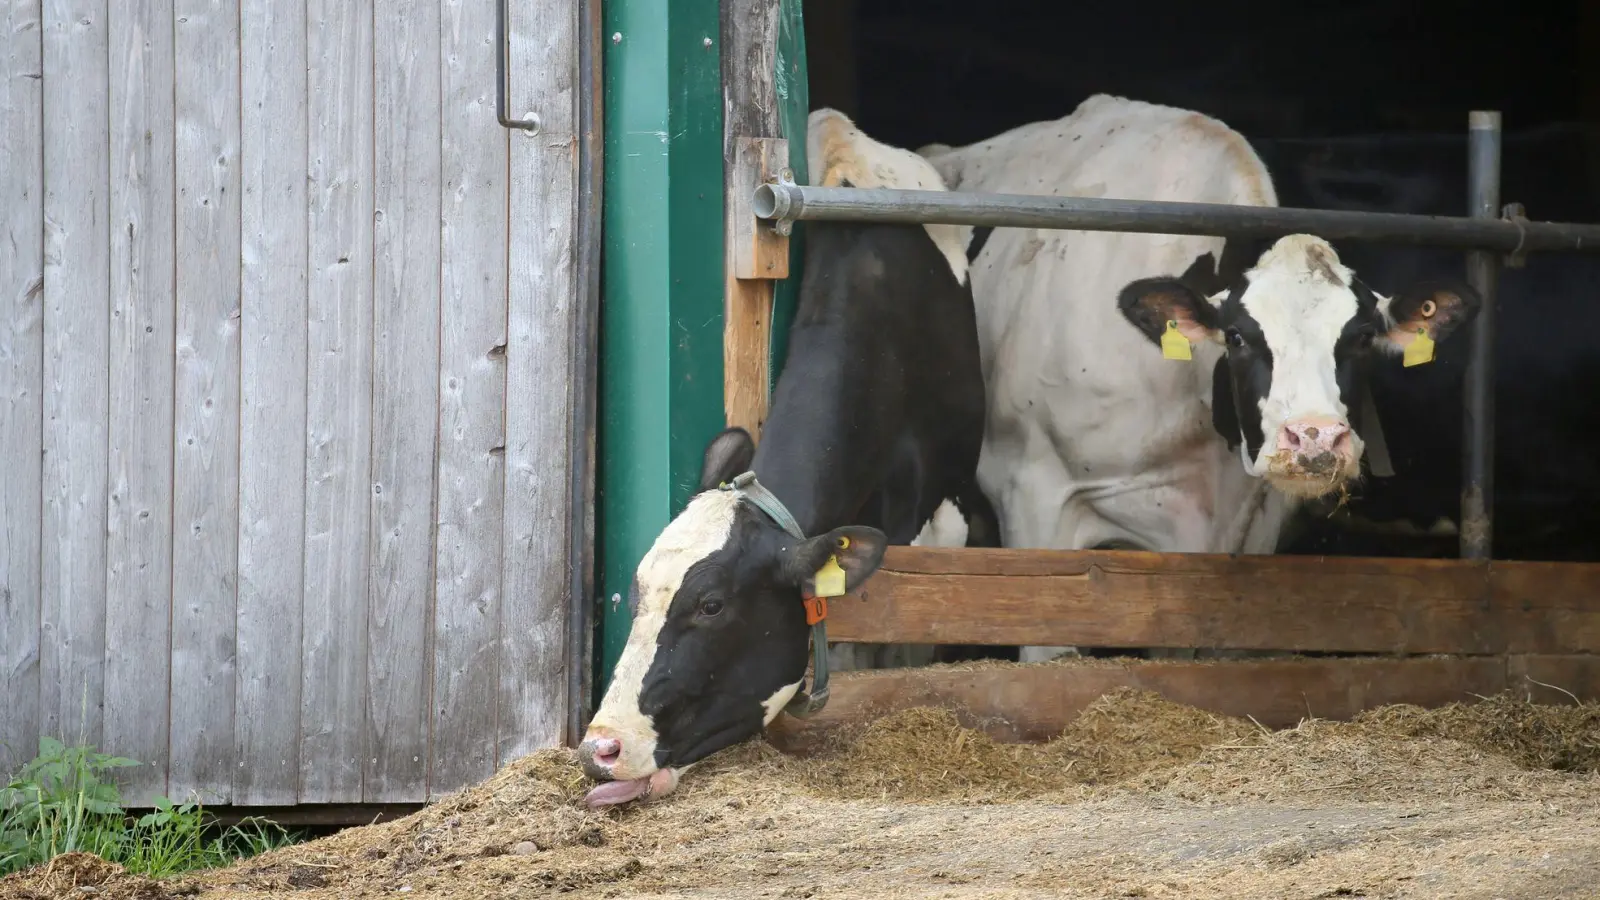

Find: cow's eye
698;596;725;618
1225;328;1244;348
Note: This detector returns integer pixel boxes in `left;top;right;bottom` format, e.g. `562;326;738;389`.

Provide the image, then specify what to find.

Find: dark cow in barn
1249;125;1600;562
575;109;997;808
916;94;1481;662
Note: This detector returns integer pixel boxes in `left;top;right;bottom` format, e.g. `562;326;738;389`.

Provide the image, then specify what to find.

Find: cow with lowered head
574;109;996;809
918;94;1480;662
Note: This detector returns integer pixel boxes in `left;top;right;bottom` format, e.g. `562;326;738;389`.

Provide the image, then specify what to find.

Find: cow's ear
780;526;888;596
1375;281;1481;358
1118;277;1224;352
699;427;755;492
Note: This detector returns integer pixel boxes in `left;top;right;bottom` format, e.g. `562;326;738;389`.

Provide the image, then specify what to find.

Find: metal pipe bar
1461;112;1502;560
753;182;1600;256
495;0;541;131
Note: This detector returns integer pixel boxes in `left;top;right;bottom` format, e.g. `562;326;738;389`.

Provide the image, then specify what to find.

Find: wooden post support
731;137;790;280
722;0;786;440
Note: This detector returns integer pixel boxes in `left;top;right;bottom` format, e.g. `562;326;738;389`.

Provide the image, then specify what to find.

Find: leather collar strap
719;471;832;718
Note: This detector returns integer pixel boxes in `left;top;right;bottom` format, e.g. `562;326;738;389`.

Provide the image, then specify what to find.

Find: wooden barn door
0;0;591;812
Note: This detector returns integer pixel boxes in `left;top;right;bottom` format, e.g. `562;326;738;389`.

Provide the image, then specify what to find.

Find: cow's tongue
583;767;681;810
584;777;650;809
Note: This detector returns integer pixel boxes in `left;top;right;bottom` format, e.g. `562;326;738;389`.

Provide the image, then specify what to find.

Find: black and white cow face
1119;234;1480;499
577;429;889;809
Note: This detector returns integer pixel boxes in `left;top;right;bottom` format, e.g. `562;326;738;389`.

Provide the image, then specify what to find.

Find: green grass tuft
0;736;302;878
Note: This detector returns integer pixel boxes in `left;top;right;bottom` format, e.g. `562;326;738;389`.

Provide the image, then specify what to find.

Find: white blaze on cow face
1230;236;1368;496
582;490;740;783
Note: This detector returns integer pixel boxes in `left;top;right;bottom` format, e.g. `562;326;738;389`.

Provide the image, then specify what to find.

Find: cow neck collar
718;471;833;719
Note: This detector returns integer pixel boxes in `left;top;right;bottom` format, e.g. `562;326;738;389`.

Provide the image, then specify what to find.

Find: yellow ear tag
813;555;847;598
1160;320;1192;361
1403;327;1436;368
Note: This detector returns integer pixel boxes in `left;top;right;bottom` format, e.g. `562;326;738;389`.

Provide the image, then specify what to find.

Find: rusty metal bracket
1501;202;1529;269
731;137;791;279
496;0;541;132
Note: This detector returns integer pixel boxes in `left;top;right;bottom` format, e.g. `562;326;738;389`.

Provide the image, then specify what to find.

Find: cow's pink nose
1278;417;1353;459
577;736;623;781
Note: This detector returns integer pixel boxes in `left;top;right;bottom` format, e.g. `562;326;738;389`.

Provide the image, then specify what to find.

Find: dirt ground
7;687;1600;900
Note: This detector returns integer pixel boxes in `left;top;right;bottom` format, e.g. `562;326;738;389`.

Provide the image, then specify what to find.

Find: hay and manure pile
8;684;1600;900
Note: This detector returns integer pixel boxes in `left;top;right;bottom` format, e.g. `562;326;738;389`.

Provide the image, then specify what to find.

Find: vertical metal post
1461;111;1501;560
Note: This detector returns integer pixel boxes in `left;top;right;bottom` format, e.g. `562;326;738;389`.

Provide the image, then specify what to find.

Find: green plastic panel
595;0;727;699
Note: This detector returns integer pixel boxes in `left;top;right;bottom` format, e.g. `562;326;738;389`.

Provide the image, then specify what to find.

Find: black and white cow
575;110;997;808
1250;125;1600;563
916;94;1480;661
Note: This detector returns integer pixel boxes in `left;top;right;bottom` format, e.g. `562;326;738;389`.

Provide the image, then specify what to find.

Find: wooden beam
729;137;789;280
721;0;785;439
1508;655;1600;706
766;655;1538;752
826;547;1600;655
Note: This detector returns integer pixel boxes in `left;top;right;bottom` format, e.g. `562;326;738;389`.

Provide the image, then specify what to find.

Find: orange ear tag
1403;327;1435;368
813;555;847;599
1161;320;1192;361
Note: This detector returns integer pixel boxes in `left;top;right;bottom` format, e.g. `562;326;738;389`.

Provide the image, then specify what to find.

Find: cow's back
921;94;1288;553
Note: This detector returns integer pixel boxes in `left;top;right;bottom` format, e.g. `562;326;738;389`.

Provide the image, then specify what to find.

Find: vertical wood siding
0;0;581;805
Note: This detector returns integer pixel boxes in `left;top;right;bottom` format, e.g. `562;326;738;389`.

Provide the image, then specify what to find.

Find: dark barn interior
804;0;1600;563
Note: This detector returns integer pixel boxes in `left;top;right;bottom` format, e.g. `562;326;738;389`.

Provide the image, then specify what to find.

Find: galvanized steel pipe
1461;112;1502;560
752;182;1600;255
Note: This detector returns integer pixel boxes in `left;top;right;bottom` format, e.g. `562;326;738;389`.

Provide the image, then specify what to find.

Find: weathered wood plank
729;138;789;280
103;0;175;806
431;0;509;797
39;0;110;750
234;0;308;807
499;0;575;765
170;0;242;805
766;656;1513;752
366;0;441;803
0;0;45;778
1506;655;1600;706
301;0;374;803
721;0;783;438
826;547;1600;655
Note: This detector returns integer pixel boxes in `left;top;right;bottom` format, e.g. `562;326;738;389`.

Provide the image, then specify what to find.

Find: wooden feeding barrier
764;547;1600;750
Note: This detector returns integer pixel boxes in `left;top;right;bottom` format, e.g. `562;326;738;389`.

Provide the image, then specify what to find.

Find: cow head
1118;234;1480;499
576;427;888;809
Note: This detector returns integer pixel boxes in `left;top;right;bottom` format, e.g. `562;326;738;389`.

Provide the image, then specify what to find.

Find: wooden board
171;0;243;805
301;0;374;804
103;0;176;807
0;0;45;779
825;547;1600;655
765;656;1528;752
498;0;575;766
431;0;510;798
1508;655;1600;706
366;0;441;803
235;0;308;807
729;137;789;280
721;0;784;438
39;0;110;751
